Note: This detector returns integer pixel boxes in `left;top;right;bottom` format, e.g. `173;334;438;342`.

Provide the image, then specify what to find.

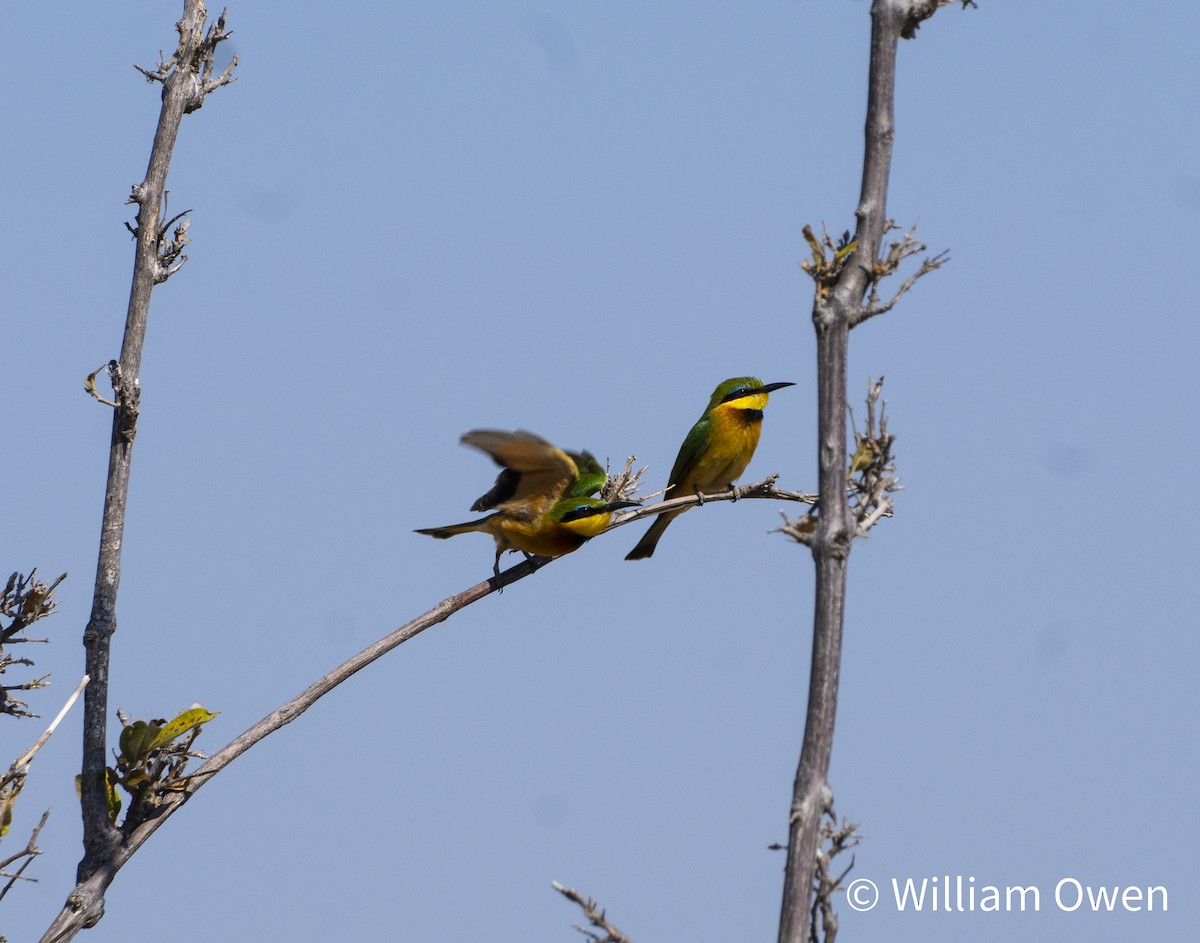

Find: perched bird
625;377;794;560
415;429;637;580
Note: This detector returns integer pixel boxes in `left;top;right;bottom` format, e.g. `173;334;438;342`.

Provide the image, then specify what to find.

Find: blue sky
4;2;1198;940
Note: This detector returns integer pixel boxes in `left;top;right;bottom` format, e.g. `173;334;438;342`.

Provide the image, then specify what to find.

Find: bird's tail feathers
625;511;678;560
414;517;492;540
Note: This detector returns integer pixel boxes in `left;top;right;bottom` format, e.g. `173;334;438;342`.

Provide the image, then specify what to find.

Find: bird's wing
665;415;711;493
461;429;577;513
469;467;520;513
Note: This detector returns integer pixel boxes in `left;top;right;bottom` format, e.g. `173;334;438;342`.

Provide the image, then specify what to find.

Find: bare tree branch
1;570;69;915
808;815;861;943
851;225;949;326
45;452;803;939
779;379;899;546
1;569;66;646
7;676;90;779
552;881;636;943
62;2;238;938
613;473;816;524
1;569;66;722
778;2;967;941
847;378;901;536
0;809;51;903
0;677;86;908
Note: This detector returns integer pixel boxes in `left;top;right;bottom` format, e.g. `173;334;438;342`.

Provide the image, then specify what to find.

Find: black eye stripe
559;504;599;523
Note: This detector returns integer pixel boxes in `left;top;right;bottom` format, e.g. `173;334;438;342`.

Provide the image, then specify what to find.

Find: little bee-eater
415;429;637;580
625;377;794;560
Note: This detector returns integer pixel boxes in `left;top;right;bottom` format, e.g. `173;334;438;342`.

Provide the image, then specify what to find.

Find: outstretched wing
461;429;577;516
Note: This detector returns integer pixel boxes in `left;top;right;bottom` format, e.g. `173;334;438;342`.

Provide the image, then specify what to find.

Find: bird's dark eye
559;504;598;523
732;387;750;396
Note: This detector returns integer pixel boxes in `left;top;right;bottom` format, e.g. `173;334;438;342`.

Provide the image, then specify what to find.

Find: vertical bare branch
56;2;237;939
777;2;955;941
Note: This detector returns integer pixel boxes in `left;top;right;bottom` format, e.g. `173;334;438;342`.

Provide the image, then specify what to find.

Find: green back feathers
564;450;606;499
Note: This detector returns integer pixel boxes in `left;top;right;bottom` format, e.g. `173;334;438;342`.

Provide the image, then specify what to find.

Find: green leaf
105;768;122;822
0;789;15;837
119;719;165;764
72;770;123;823
146;706;219;751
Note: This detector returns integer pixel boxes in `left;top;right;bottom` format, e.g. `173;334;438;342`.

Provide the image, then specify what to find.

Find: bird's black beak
756;381;796;395
604;500;641;512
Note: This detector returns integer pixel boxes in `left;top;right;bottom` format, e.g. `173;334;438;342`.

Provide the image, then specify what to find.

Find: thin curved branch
0;810;51;902
41;472;809;942
850;227;949;327
612;474;817;527
112;477;816;795
8;676;90;776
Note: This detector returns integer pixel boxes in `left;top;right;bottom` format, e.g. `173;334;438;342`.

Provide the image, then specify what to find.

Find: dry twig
1;570;66;718
0;809;51;902
853;223;950;326
1;677;88;902
552;881;636;943
808;815;862;943
778;378;898;546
